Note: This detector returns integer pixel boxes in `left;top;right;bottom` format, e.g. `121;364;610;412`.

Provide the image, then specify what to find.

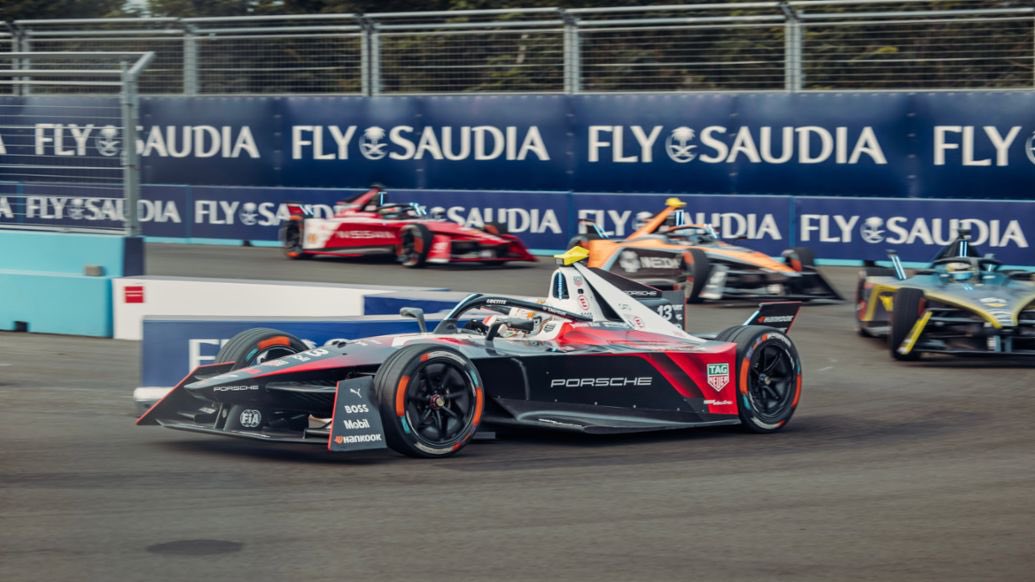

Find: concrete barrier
0;231;142;336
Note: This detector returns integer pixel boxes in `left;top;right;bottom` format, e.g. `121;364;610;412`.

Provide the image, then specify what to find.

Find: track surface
2;243;1033;581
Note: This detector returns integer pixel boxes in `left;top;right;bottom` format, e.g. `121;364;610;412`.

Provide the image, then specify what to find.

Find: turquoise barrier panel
0;231;133;336
0;230;130;276
0;273;112;336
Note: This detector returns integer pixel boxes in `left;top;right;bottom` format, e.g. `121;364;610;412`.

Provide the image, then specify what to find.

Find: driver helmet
945;261;975;282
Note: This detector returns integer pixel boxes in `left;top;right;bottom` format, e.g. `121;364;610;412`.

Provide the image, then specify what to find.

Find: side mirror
399;307;427;333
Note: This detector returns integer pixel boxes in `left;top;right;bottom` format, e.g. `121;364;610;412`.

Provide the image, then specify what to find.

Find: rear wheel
567;235;589;249
785;246;815;272
398;223;433;268
281;219;309;260
889;287;925;361
719;325;802;433
685;248;712;303
856;267;895;337
483;222;508;236
374;344;483;458
216;327;309;370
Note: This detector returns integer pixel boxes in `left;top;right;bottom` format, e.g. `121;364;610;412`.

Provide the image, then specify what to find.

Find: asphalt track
1;243;1033;581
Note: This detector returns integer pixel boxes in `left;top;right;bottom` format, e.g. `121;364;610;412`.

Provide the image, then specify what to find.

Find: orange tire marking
739;357;750;395
472;387;484;427
257;336;290;350
395;375;410;416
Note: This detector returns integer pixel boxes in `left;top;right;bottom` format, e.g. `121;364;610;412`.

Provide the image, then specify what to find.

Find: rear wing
285;202;315;218
743;302;801;333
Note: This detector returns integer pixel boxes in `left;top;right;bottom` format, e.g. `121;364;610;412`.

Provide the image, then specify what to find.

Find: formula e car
139;247;805;458
280;185;536;267
856;232;1035;360
569;198;841;302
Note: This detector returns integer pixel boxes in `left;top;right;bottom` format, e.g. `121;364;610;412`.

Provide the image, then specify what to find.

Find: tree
0;0;126;21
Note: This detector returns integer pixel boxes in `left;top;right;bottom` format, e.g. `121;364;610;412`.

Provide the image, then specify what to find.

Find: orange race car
568;198;842;303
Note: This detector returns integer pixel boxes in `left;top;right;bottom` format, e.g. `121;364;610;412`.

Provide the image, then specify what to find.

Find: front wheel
718;325;802;433
217;327;309;370
374;344;484;458
398;223;433;268
889;287;925;361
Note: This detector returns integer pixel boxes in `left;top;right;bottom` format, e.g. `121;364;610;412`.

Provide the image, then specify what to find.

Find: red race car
279;186;536;268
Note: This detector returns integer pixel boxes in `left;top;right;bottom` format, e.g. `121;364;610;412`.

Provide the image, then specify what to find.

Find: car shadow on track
151;410;966;470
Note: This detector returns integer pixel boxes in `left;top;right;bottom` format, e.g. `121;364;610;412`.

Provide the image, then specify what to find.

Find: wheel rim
285;224;302;253
248;345;297;366
400;229;417;264
747;343;796;422
404;359;476;447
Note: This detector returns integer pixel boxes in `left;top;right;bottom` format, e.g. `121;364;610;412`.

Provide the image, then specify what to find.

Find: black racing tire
567;235;590;249
856;267;896;337
889;287;925;361
374;344;483;458
280;219;310;260
785;246;815;272
483;221;509;236
685;248;712;303
216;327;309;370
721;325;802;433
398;223;433;268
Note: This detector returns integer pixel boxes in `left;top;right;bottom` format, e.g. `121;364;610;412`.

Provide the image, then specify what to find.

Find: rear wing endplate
743;302;801;333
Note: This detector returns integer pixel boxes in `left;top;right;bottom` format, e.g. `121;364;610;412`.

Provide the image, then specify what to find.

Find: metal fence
6;1;1035;95
0;52;152;234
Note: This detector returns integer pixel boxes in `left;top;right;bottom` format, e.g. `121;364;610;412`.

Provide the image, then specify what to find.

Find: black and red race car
280;185;536;267
138;247;804;458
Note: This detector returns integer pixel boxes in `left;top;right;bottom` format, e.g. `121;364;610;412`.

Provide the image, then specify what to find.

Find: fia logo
360;126;387;160
1026;131;1035;166
239;409;262;428
665;126;697;163
96;125;120;157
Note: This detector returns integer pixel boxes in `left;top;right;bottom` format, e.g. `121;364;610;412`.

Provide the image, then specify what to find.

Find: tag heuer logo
707;363;730;392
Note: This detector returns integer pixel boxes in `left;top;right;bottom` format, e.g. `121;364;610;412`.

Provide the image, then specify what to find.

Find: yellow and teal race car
855;233;1035;360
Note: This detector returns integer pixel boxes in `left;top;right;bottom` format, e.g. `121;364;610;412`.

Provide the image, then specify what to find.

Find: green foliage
0;0;126;20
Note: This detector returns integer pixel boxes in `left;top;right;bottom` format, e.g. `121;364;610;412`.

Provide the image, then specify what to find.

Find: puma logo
349;387;362;399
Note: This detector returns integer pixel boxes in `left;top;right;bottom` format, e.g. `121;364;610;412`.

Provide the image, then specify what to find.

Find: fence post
18;30;31;96
780;1;802;92
361;17;381;96
370;22;381;96
562;11;580;94
183;24;198;95
121;61;141;237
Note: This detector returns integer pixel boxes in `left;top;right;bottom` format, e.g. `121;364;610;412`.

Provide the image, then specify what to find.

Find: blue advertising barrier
795;197;1035;263
3;185;1031;264
3;92;1034;197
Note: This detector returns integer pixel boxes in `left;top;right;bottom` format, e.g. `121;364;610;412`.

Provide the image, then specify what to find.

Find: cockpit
662;224;720;245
